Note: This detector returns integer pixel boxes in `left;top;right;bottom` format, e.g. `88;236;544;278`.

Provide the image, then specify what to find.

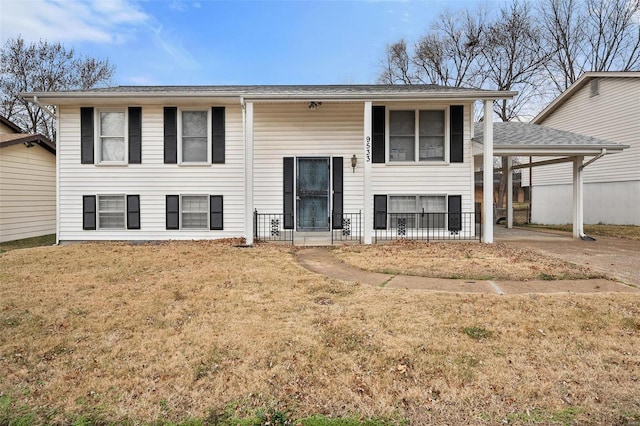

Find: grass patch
0;234;55;253
334;241;604;280
1;241;639;424
525;224;640;240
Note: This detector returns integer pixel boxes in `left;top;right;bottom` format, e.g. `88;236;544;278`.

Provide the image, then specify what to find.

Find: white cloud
0;0;149;44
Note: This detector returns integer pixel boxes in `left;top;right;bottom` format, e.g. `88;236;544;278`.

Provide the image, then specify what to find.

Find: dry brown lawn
525;224;640;241
333;241;604;280
1;241;639;425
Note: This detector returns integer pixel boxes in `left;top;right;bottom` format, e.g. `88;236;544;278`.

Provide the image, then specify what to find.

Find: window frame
180;194;209;230
95;108;128;165
178;108;212;165
386;107;449;164
388;194;447;229
97;194;126;230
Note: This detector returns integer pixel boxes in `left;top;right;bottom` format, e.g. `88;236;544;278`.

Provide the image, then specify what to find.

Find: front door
297;157;330;231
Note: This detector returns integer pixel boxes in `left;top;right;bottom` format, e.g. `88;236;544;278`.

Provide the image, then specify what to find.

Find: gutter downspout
33;96;57;120
577;148;607;241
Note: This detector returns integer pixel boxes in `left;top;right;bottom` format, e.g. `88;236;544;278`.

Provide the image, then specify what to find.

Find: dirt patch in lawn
333;240;606;281
1;241;639;425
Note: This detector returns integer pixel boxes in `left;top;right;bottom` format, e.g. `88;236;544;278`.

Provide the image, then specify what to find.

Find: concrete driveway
495;226;640;287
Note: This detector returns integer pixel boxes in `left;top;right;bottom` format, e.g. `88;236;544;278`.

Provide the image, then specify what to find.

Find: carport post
507;156;513;229
482;100;494;243
572;155;584;238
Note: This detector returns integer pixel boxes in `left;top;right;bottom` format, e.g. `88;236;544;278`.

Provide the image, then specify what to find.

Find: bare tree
540;0;640;92
0;36;115;139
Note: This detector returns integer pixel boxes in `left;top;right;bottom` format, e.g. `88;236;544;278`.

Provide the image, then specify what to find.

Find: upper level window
98;110;126;163
180;110;210;163
389;109;446;162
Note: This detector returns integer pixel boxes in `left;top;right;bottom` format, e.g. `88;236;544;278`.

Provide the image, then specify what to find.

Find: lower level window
98;195;125;229
389;195;446;229
181;195;208;229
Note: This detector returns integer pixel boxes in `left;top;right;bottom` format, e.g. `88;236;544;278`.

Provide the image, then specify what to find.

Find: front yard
1;240;639;425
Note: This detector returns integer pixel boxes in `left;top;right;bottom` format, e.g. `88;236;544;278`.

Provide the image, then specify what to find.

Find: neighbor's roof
0;115;23;133
0;133;56;155
533;71;640;124
23;84;517;105
473;122;629;156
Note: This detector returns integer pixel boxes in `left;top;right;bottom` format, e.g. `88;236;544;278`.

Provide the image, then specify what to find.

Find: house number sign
365;136;371;163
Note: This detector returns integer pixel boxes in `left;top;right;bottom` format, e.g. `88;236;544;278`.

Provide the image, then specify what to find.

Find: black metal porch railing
331;210;362;244
374;212;481;243
253;210;294;243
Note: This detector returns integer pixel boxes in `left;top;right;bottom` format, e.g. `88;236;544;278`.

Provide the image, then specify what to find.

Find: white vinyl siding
0;144;56;242
57;104;244;241
371;102;474;220
253;102;364;216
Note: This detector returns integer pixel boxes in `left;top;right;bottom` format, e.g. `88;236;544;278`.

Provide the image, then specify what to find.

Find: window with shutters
97;195;126;229
389;195;446;229
388;108;447;163
97;109;127;164
181;195;208;229
179;109;210;163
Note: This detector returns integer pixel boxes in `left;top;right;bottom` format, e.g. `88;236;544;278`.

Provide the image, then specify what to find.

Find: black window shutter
127;195;140;230
448;195;462;231
283;157;294;229
80;107;94;164
166;195;179;229
83;195;96;230
450;105;464;163
212;107;225;164
332;157;343;229
128;107;142;164
374;195;387;230
210;195;223;230
164;107;177;164
372;106;385;163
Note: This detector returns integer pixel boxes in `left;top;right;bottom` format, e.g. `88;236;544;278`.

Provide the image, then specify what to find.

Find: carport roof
473;122;629;156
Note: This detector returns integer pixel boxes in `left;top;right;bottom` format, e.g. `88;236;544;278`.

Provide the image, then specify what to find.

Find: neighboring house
528;72;640;225
0;116;56;243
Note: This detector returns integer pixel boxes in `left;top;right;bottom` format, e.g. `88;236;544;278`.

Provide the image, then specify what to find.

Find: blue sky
0;0;504;86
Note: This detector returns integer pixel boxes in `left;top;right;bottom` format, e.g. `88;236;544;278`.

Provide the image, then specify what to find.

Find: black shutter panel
450;105;464;163
128;107;142;164
212;107;225;164
448;195;462;232
283;157;294;229
332;157;343;229
164;107;177;164
372;105;385;163
374;195;387;230
83;195;96;230
210;195;223;230
80;107;94;164
166;195;179;229
127;195;140;230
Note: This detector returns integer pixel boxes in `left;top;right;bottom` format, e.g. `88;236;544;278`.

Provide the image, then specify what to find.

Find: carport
473;122;629;240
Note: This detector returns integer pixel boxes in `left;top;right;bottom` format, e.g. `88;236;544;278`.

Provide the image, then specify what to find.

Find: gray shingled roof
473;122;628;151
37;84;484;95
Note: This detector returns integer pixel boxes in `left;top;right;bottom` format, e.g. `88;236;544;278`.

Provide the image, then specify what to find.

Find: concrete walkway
295;233;639;295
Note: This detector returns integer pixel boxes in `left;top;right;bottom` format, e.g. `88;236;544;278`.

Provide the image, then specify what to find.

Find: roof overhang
0;133;56;154
22;85;517;106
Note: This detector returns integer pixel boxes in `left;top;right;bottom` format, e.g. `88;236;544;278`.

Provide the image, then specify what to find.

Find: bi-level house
23;85;518;245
